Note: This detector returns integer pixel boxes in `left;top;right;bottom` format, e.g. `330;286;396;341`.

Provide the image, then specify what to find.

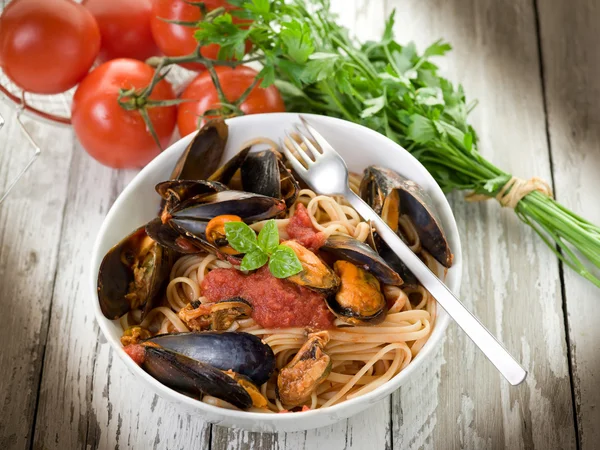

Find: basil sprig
224;220;303;278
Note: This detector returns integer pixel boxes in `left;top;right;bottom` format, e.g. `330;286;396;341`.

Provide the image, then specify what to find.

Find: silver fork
282;116;527;386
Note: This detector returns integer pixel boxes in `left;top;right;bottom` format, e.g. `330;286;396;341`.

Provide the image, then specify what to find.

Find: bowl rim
90;112;462;424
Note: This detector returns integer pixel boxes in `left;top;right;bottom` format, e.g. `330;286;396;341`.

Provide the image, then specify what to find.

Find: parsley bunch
189;0;600;288
225;219;302;278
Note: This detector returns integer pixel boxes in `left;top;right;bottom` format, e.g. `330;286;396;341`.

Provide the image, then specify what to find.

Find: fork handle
344;188;527;386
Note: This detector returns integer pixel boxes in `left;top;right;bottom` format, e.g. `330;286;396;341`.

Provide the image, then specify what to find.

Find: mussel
277;331;331;406
97;226;172;320
205;215;243;255
178;298;253;331
145;331;275;385
241;150;300;208
140;345;254;409
327;261;387;325
280;240;340;294
360;166;453;270
170;118;228;181
320;234;403;286
146;192;287;255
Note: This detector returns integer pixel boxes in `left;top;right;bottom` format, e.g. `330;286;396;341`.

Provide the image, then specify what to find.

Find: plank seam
27;139;76;450
531;1;581;448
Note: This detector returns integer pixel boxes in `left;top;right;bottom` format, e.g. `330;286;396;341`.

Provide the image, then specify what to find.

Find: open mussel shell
210;298;253;330
155;180;227;211
174;191;287;223
277;332;331;406
142;346;253;409
360;166;453;268
280;240;340;295
171;118;228;181
145;331;275;385
398;180;453;267
97;226;172;320
241;150;300;208
327;261;387;326
320;234;403;286
148;192;286;255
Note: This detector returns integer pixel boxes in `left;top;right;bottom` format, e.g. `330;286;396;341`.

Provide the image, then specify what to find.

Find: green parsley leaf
423;39;452;58
381;9;396;44
281;21;314;64
268;245;303;279
242;0;270;15
224;222;259;254
415;87;445;106
241;250;269;271
361;95;386;118
407;114;437;143
257;220;279;254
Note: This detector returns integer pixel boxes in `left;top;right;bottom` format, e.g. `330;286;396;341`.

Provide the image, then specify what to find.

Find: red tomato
0;0;100;94
177;66;286;137
72;59;177;169
150;0;249;71
83;0;159;62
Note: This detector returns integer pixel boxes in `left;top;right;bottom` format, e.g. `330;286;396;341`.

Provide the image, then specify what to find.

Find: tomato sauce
124;344;145;366
201;266;335;330
286;203;326;251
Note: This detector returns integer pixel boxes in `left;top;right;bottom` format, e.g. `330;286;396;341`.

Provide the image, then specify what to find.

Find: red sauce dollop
286;203;326;251
201;266;334;330
124;344;145;366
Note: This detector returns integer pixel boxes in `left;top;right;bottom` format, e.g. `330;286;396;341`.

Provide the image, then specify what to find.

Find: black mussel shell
360;166;453;268
142;346;253;409
241;150;300;208
398;181;453;267
326;261;387;326
97;226;172;320
145;331;275;385
171;118;228;181
320;234;403;286
241;150;280;199
172;191;287;223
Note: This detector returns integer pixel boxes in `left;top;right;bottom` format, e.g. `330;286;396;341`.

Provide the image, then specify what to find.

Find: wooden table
0;0;598;448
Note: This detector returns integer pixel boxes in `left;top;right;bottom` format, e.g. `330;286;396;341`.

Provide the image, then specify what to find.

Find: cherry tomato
150;0;249;71
0;0;100;94
177;66;286;137
72;59;177;169
83;0;159;62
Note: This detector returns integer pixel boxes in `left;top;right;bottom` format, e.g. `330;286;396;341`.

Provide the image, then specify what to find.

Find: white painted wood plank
0;102;73;450
537;1;600;448
386;0;577;448
211;2;394;449
31;147;212;449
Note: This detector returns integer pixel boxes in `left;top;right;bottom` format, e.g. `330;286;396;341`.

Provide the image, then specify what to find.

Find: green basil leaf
268;245;303;279
257;220;279;254
224;222;258;253
240;250;269;272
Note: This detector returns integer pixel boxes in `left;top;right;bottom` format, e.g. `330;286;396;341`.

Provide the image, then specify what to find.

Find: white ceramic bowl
90;113;462;432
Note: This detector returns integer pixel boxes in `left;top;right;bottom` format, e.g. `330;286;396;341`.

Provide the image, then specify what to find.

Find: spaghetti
121;185;439;412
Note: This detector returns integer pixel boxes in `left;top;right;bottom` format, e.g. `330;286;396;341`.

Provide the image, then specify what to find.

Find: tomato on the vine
72;59;177;169
150;0;249;71
177;66;286;137
83;0;159;63
0;0;100;94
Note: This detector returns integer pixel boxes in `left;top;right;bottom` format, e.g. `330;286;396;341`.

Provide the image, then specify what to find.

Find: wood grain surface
0;0;597;449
